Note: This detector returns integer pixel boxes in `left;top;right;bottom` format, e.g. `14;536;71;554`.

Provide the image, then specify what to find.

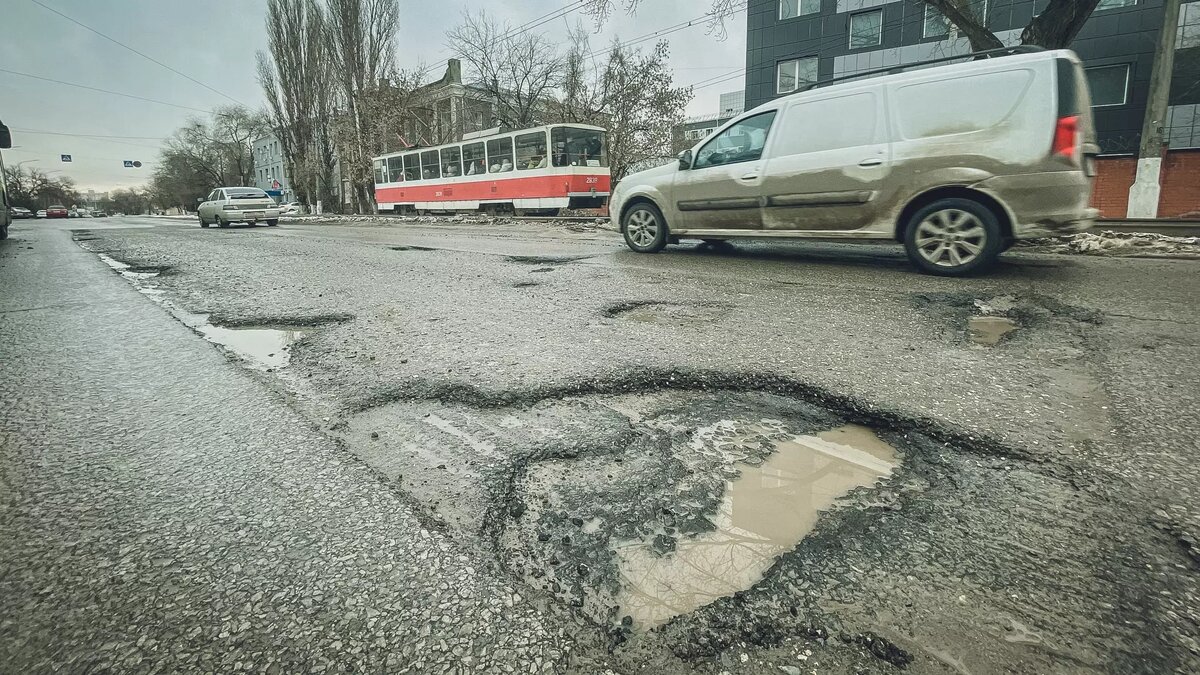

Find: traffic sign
61;154;72;162
123;160;133;168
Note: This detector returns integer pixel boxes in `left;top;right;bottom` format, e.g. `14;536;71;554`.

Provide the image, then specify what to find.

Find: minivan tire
903;198;1002;276
622;202;668;253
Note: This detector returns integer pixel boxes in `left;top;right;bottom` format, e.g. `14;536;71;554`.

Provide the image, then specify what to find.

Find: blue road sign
123;160;134;168
61;154;72;162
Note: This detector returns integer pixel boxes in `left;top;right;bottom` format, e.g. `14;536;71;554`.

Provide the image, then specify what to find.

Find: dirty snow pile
1025;230;1200;258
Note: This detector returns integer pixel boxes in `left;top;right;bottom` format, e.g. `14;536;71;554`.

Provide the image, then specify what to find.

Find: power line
28;0;245;106
428;0;591;79
580;5;748;73
0;68;214;114
13;128;167;141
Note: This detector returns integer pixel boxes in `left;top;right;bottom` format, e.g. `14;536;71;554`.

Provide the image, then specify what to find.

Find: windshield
551;127;606;167
227;189;269;199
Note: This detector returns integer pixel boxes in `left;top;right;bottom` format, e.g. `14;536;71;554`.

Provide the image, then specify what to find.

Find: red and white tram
372;124;610;215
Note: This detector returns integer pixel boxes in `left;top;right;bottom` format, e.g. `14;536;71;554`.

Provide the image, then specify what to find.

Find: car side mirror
678;149;693;170
0;123;11;150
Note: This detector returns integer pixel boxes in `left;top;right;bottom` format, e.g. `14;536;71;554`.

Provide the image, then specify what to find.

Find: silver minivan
611;47;1098;276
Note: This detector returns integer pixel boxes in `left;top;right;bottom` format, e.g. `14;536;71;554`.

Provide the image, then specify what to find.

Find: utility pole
1127;0;1182;218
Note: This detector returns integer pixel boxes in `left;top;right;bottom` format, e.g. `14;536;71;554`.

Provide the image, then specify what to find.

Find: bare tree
547;23;606;124
588;0;1106;49
324;0;400;213
445;10;564;129
258;0;336;208
600;41;693;181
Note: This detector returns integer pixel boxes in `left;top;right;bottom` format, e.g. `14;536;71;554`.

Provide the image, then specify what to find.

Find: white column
1126;157;1162;218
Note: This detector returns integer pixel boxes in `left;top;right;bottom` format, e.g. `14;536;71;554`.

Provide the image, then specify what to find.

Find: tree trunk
1020;0;1103;49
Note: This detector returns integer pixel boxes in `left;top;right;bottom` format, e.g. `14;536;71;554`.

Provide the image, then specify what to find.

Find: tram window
441;146;462;178
487;137;514;173
373;159;386;184
462;142;486;176
387;156;404;183
421;150;440;180
403;153;421;181
551;127;607;167
515;131;548;170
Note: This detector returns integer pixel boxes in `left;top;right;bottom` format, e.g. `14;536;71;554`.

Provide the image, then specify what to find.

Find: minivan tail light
1053;115;1080;160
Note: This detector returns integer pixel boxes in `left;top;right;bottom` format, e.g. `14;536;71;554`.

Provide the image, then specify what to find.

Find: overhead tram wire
420;0;591;79
28;0;246;106
0;69;214;114
581;5;748;65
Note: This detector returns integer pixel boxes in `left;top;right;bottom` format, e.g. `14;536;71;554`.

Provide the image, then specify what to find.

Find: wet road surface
2;215;1198;673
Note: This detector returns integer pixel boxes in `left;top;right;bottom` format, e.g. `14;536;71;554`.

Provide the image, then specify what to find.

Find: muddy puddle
95;252;307;369
969;316;1019;346
613;423;898;628
191;322;307;370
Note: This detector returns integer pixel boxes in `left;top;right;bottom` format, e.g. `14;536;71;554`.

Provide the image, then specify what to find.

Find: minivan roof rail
802;45;1044;92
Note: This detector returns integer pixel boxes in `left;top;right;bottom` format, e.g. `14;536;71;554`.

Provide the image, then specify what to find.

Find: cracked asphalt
2;215;1198;674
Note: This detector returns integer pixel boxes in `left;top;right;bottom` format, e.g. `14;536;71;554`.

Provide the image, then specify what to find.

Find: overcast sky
0;0;746;192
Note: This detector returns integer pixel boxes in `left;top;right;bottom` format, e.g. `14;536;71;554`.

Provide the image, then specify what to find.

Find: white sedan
196;187;281;228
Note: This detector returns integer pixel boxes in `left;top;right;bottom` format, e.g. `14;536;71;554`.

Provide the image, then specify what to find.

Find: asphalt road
2;215;1198;674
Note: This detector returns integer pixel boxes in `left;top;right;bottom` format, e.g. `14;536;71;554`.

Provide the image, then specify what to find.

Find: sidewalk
0;225;572;673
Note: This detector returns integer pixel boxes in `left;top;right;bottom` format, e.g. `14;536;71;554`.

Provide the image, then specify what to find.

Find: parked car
92;211;108;218
611;47;1098;276
46;205;69;219
280;201;303;215
196;187;281;227
9;206;32;219
36;209;46;218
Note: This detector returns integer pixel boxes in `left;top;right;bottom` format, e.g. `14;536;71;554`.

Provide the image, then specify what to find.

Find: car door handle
858;158;884;167
740;172;759;180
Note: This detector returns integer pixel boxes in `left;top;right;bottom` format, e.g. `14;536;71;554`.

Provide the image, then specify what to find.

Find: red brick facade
1158;150;1200;219
1090;150;1200;219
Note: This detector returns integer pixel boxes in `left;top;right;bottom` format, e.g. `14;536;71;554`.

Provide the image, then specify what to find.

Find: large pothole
337;388;911;633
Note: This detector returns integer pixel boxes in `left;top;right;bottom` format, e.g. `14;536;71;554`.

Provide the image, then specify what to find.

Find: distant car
36;209;47;218
46;205;68;218
196;187;281;227
93;211;107;218
280;201;302;215
9;206;32;219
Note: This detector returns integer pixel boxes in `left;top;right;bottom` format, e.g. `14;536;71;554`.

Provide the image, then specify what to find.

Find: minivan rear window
1056;58;1081;117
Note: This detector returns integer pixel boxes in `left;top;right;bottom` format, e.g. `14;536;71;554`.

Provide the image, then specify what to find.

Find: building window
924;5;950;38
777;56;818;94
1086;64;1130;106
1096;0;1137;10
924;0;988;39
849;9;883;49
1180;1;1200;50
779;0;819;20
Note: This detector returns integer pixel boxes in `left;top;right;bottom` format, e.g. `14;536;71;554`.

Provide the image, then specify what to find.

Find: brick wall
1090;150;1200;219
1158;149;1200;219
1090;157;1137;218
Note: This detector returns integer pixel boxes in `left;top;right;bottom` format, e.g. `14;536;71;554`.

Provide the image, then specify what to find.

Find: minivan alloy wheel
913;208;987;268
627;209;659;248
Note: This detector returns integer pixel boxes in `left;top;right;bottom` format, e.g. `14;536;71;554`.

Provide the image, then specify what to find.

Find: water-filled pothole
95;251;308;369
191;322;307;370
613;422;898;628
969;316;1019;346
